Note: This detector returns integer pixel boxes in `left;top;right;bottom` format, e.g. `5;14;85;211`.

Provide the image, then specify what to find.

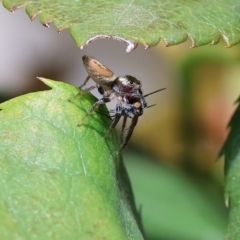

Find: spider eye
125;75;141;85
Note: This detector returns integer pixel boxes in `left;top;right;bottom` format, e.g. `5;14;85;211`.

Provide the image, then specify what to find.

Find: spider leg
118;115;138;153
105;102;122;137
78;97;110;126
79;75;90;89
94;110;112;120
69;84;98;103
121;115;128;135
105;114;122;138
69;76;98;103
77;83;98;96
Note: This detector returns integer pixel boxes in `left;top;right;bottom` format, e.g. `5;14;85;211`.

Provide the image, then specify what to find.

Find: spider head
113;75;142;95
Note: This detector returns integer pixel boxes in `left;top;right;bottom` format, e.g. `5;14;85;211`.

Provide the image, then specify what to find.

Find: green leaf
0;78;143;240
1;1;240;51
125;152;227;240
220;97;240;240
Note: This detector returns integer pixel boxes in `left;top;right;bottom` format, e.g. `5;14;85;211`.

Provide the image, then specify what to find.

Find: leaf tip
163;38;169;47
36;76;44;81
144;44;150;50
30;14;37;21
221;33;232;48
8;6;19;12
187;34;196;48
210;38;220;46
57;26;67;33
36;77;55;89
190;43;196;49
225;44;231;48
42;22;51;28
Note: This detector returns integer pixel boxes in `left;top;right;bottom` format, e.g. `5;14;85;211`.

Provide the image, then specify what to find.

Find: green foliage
125;152;227;240
0;79;143;240
221;98;240;240
1;0;240;50
1;0;238;238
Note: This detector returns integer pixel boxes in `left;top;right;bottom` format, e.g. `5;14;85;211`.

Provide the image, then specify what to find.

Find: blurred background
1;4;240;240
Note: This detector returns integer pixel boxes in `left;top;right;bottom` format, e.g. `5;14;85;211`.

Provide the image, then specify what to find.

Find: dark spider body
78;55;165;153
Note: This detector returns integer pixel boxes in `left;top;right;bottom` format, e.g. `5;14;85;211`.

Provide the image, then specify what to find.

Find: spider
77;55;165;153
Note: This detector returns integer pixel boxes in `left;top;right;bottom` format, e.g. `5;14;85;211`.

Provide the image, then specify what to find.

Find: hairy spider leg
105;114;122;137
70;76;98;103
77;75;100;95
79;75;91;89
77;97;111;126
105;100;139;139
73;84;98;100
94;110;113;120
118;115;139;153
105;102;122;137
121;115;128;135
